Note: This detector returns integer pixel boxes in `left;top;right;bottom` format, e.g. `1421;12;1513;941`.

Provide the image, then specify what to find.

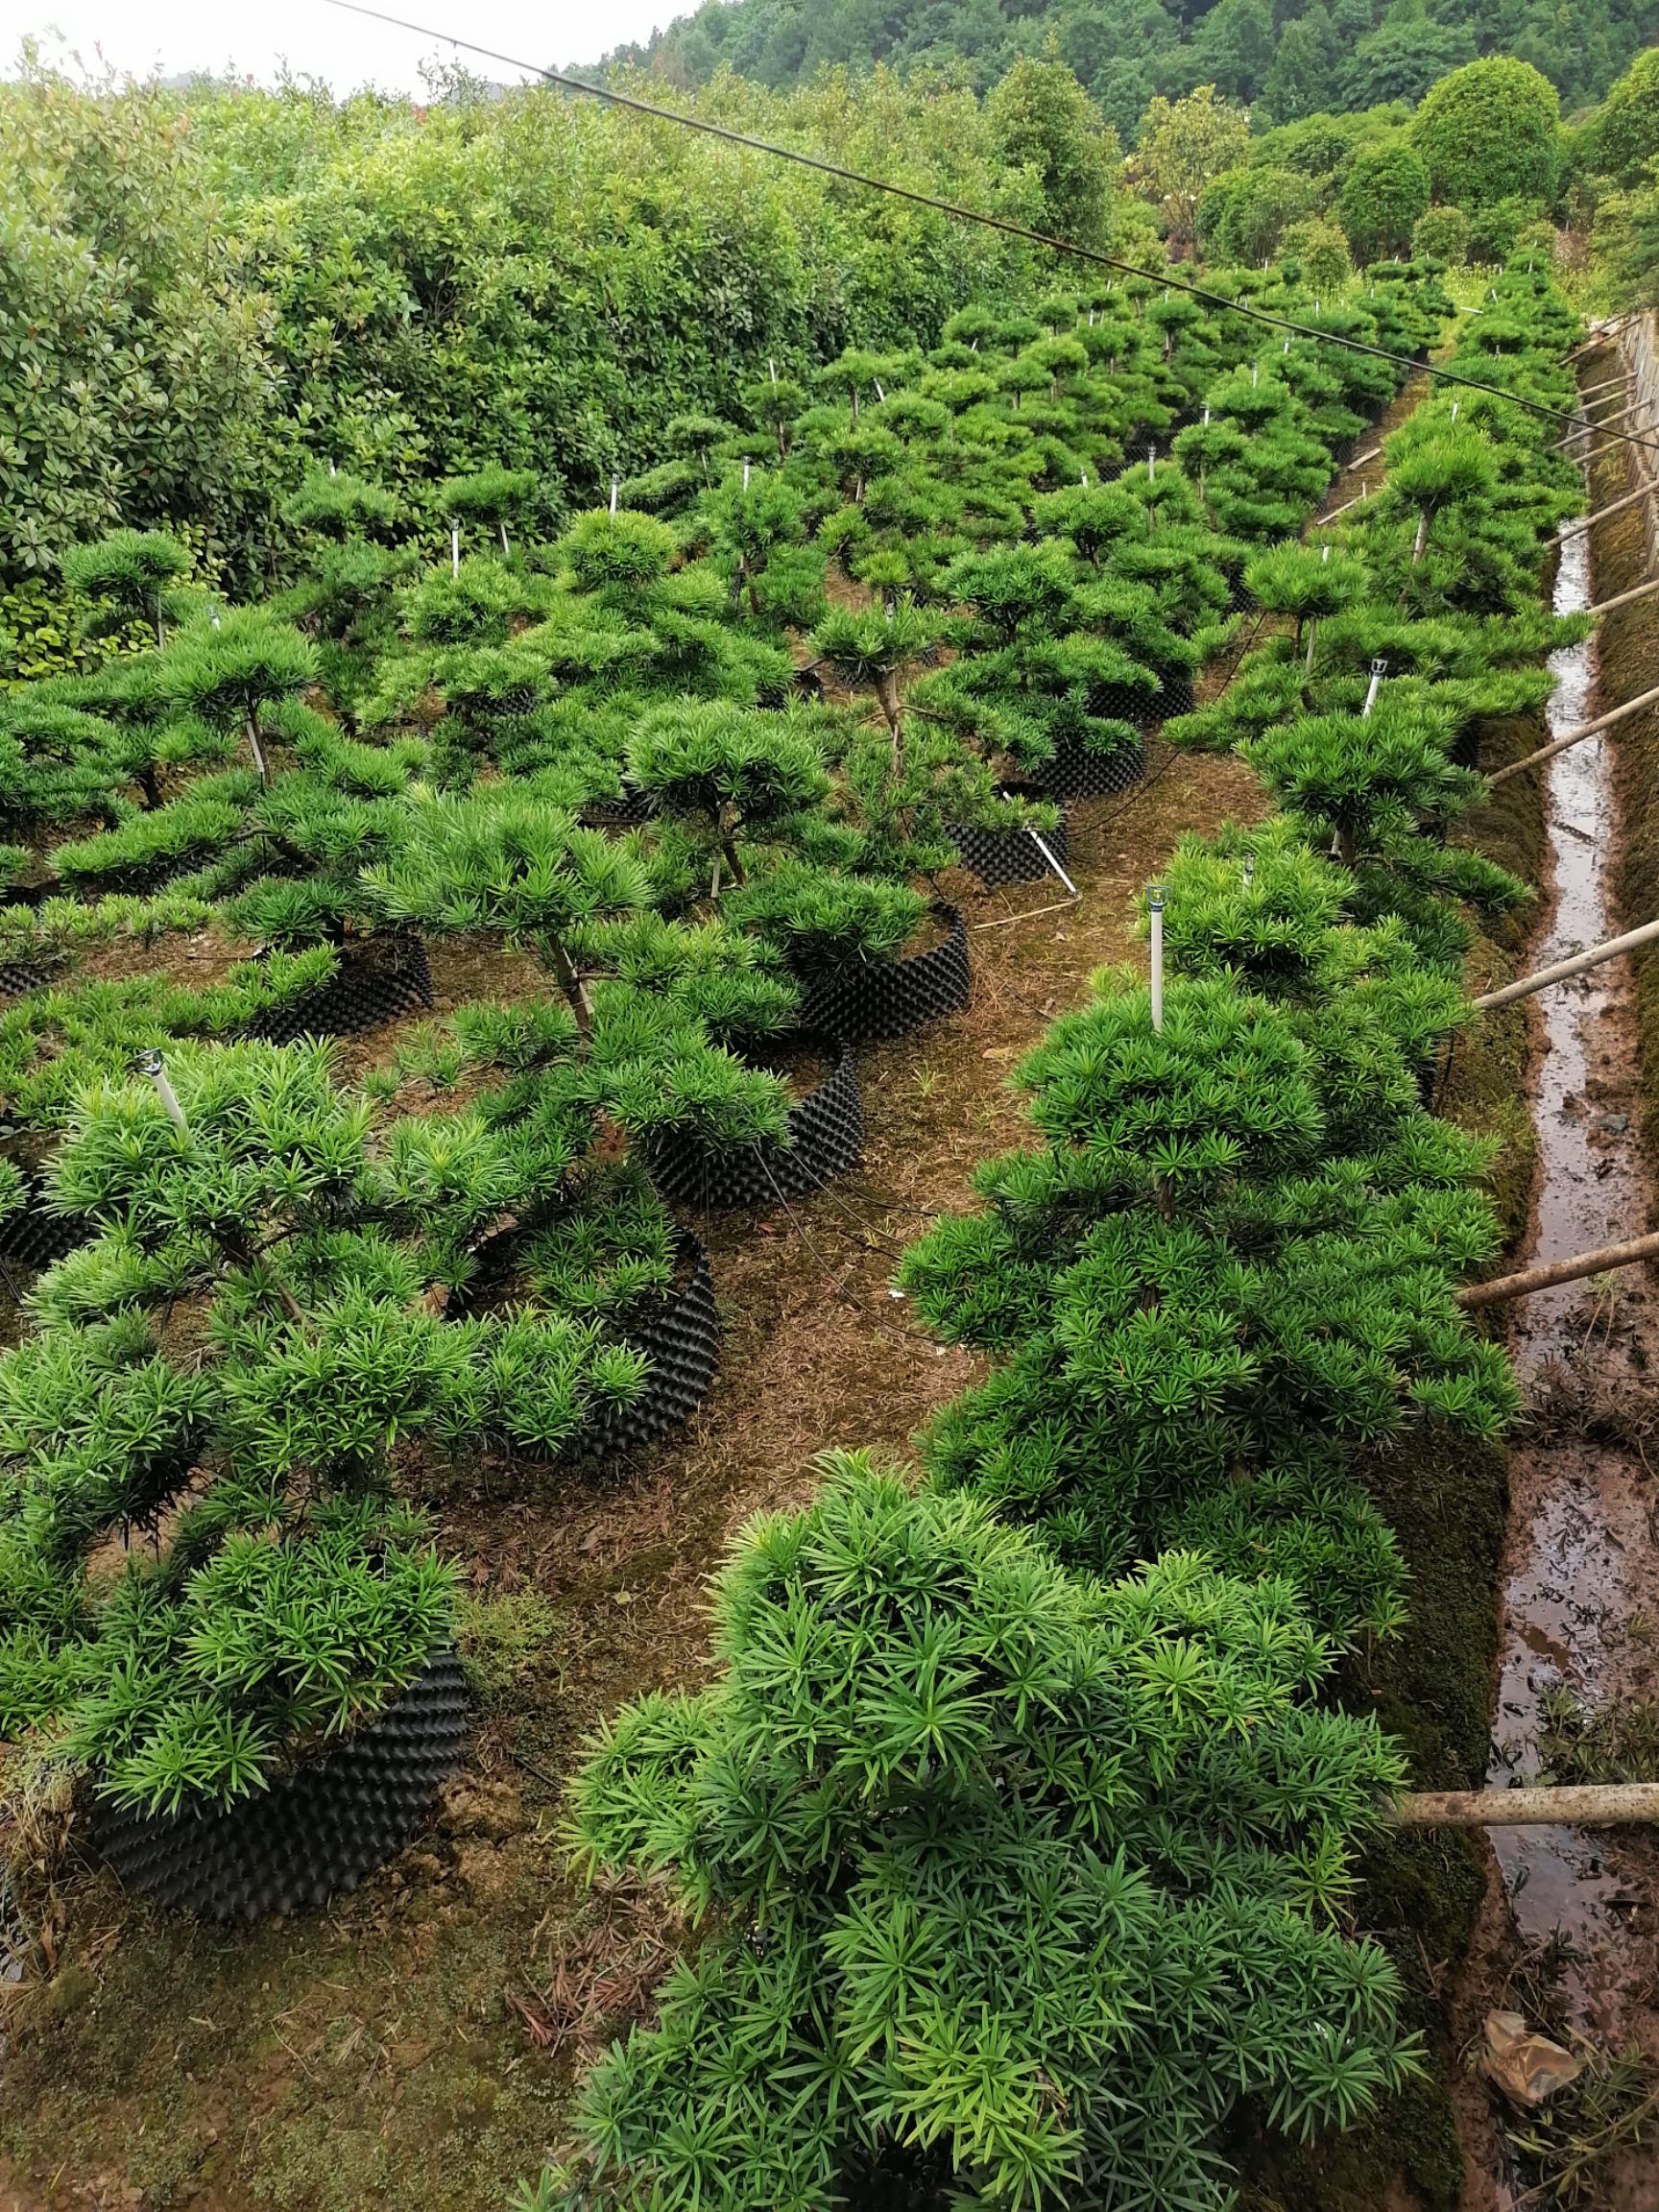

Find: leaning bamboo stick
1587;573;1659;618
1566;317;1640;363
1485;680;1659;788
1573;369;1635;401
1554;476;1659;543
1556;396;1653;448
1457;1231;1659;1310
1470;916;1659;1010
1394;1784;1659;1828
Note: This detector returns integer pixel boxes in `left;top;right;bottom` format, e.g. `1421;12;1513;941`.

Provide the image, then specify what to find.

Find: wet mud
1455;383;1659;2210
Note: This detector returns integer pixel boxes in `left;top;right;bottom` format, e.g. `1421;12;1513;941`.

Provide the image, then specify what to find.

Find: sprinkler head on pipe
1363;658;1387;718
134;1049;189;1136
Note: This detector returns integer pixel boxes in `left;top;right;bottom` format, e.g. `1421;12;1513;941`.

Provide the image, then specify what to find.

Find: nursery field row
0;242;1599;2210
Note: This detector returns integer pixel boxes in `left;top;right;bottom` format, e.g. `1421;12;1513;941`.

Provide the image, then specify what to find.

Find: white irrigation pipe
1148;882;1166;1031
449;521;460;577
134;1049;189;1136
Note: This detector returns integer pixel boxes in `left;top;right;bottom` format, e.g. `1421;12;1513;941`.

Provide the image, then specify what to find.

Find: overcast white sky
0;0;670;95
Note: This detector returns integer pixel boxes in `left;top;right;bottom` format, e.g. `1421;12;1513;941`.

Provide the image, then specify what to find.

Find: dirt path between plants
0;741;1263;2212
1448;356;1659;2212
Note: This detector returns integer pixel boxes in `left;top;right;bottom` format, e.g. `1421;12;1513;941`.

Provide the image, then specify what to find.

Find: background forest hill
9;12;1659;675
597;3;1659;285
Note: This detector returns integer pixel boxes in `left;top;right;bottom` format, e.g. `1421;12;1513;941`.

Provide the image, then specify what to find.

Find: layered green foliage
553;1461;1418;2210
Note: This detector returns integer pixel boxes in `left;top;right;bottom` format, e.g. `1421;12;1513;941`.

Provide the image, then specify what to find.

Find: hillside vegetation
603;0;1655;137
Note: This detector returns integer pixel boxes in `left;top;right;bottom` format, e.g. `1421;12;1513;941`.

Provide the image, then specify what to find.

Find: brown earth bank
0;740;1265;2212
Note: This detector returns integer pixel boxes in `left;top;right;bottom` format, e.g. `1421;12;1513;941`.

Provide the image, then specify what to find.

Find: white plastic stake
1252;363;1260;387
609;473;620;517
1027;830;1079;901
1080;469;1089;487
1147;444;1157;481
1451;400;1459;421
450;522;460;577
1322;542;1332;563
1242;855;1256;888
1203;405;1211;427
874;378;885;402
743;459;751;492
768;356;778;384
1363;658;1387;717
328;459;338;476
1148;884;1166;1031
135;1049;188;1137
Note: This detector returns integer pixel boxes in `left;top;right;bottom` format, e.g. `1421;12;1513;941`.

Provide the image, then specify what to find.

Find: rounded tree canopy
1412;56;1559;210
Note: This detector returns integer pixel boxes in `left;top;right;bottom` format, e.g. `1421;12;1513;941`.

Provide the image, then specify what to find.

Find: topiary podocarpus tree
439;464;540;558
900;970;1514;1620
0;1039;639;1816
1243;541;1370;678
1241;691;1528;962
699;470;823;628
808;596;938;782
281;468;402;545
625;700;829;896
60;529;193;650
1384;421;1499;567
157;606;319;789
539;1458;1419;2212
364;787;650;1037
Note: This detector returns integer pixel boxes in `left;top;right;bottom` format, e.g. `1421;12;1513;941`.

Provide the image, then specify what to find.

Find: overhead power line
325;0;1647;455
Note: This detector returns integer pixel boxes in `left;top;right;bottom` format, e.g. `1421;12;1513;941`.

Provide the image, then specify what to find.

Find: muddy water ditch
1487;500;1659;2037
1451;396;1659;2208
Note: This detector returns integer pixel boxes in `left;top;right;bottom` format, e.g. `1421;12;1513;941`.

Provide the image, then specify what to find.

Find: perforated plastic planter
588;1235;722;1455
249;934;433;1046
647;1044;864;1210
948;789;1070;890
1094;681;1156;728
1034;733;1146;801
1224;575;1258;618
1152;670;1196;720
791;905;972;1043
0;958;53;1002
92;1650;470;1924
0;1167;87;1273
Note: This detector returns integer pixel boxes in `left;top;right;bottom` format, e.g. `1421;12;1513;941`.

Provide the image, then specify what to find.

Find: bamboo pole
1586;573;1659;619
1573;369;1635;401
1457;1231;1659;1310
1555;396;1653;449
1485;680;1659;788
1470;916;1659;1010
1566;317;1640;363
1395;1784;1659;1828
1554;476;1659;544
1318;484;1371;524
